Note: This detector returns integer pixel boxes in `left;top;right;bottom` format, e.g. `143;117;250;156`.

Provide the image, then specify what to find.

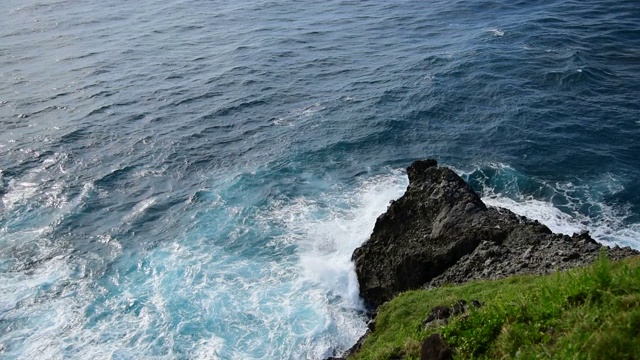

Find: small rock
423;306;451;325
470;299;482;308
421;334;453;360
585;243;600;252
452;300;467;315
367;319;376;331
562;252;580;262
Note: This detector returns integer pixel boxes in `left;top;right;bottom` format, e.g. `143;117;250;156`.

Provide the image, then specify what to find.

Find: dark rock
423;306;451;324
422;306;453;331
407;159;438;183
563;252;580;262
367;319;376;331
420;334;453;360
353;159;640;308
353;159;491;308
422;299;484;331
573;231;598;244
452;300;467;315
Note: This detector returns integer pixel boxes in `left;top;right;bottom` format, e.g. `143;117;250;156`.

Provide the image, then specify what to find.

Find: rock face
352;159;639;309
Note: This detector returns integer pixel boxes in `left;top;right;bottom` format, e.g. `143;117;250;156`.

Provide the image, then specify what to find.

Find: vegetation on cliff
351;254;640;359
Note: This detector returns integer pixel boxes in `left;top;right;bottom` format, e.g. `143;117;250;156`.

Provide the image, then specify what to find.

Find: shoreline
332;159;639;359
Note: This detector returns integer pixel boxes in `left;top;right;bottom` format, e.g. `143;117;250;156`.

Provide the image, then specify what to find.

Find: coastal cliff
334;159;640;360
352;159;638;310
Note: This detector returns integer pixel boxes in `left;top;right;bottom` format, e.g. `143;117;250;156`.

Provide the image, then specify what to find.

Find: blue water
1;0;639;358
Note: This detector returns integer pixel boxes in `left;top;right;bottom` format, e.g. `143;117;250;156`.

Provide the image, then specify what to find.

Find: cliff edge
352;159;638;309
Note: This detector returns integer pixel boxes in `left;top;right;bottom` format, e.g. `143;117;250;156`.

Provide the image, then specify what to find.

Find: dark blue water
1;0;639;358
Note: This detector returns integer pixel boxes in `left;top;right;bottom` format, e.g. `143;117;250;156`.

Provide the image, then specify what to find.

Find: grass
351;252;640;360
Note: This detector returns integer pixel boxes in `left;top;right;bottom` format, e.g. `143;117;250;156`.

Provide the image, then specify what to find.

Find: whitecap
273;102;326;126
2;180;39;209
465;163;640;249
487;28;504;37
267;170;407;308
483;195;585;235
123;197;157;223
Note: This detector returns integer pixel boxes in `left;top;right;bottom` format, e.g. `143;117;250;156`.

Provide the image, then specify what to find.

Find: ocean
1;0;639;358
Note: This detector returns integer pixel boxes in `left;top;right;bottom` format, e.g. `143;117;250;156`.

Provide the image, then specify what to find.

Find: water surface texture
1;0;639;358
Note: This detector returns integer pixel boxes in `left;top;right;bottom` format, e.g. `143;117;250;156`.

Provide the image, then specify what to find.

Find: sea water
1;0;639;358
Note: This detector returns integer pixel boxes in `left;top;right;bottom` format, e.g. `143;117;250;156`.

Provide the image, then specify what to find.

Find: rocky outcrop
352;159;639;309
420;334;452;360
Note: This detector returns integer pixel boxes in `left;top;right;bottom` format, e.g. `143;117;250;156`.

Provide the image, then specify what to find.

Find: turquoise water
1;0;639;358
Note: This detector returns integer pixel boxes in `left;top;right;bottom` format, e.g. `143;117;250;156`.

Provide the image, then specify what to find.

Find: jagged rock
424;306;452;323
352;159;640;309
422;306;452;330
420;334;453;360
352;159;491;308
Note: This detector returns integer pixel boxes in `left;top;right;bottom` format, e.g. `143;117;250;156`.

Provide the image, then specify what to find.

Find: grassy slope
352;254;640;360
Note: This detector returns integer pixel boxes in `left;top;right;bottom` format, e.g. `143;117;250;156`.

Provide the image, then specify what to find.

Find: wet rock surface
353;159;639;309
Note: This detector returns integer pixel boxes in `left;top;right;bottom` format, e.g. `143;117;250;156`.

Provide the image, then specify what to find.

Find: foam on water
483;196;584;235
123;197;157;224
1;161;638;359
1;153;68;212
483;194;640;249
1;180;39;210
2;0;640;358
461;163;640;249
487;28;504;37
269;170;408;310
0;169;408;359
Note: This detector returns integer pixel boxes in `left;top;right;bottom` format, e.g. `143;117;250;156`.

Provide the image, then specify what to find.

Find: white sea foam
483;196;585;235
1;153;69;211
2;180;39;210
487;28;504;36
3;165;637;359
123;197;157;223
470;164;640;249
273;102;326;126
192;336;224;360
247;170;408;357
484;194;640;249
270;170;407;309
0;170;408;359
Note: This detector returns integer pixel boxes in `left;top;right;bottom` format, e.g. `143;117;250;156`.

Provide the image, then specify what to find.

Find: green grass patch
352;253;640;360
